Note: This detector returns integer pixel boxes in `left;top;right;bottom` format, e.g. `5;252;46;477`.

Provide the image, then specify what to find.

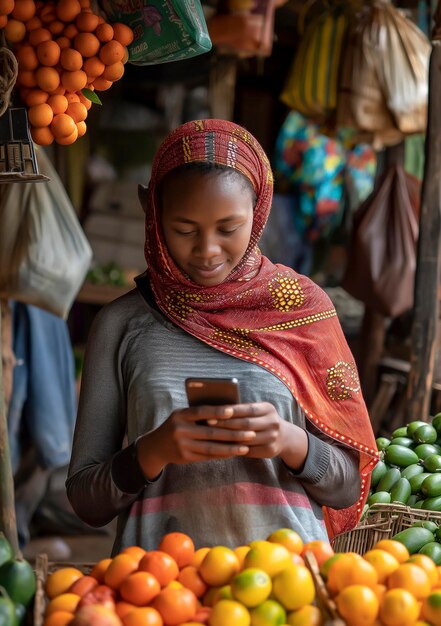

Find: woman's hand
135;405;257;480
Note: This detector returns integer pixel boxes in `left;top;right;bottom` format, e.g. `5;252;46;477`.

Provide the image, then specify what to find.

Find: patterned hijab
144;118;378;539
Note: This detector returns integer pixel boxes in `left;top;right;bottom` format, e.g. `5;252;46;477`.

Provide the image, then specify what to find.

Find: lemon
231;568;272;608
272;564;315;611
244;541;291;578
209;599;251;626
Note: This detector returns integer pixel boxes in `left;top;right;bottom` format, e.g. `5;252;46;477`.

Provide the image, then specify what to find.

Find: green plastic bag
100;0;212;65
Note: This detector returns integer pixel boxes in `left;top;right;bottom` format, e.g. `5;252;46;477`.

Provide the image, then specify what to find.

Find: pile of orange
0;0;133;145
43;529;328;626
321;538;441;626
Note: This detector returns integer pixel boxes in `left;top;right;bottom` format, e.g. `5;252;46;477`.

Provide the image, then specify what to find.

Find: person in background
67;119;377;554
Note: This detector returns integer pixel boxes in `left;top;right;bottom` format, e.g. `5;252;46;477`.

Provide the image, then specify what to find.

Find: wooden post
0;299;19;555
406;29;441;421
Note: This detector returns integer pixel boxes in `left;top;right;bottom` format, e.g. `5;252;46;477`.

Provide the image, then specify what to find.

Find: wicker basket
304;552;345;626
332;502;441;554
34;555;93;626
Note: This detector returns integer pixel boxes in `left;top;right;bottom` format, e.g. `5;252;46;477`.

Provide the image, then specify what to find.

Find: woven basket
304;552;345;626
34;555;93;626
332;503;441;554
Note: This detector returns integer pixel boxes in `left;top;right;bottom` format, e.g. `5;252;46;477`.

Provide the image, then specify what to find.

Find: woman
67;119;377;554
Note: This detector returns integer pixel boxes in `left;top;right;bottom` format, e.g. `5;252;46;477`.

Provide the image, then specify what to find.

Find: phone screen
185;377;240;407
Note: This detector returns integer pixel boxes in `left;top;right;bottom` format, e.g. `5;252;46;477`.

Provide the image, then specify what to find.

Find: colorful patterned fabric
144;118;378;538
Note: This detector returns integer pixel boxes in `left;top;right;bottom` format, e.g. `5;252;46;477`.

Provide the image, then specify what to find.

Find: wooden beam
406;37;441;421
0;299;19;555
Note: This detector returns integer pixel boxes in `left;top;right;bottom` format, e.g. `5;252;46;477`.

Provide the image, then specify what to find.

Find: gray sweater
66;285;360;553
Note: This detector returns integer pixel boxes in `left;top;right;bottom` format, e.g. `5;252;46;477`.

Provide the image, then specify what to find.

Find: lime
376;437;391;451
407;421;429;437
432;414;441;435
249;599;286;626
0;589;16;626
0;559;36;607
0;535;12;569
392;427;408;439
413;425;438;444
424;454;441;473
231;568;272;608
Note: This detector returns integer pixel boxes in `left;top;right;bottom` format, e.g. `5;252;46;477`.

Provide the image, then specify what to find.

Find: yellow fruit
230;568;272;608
387;563;431;600
362;550;399;584
208;599;250;626
422;590;441;626
244;541;291;578
335;584;379;626
199;546;240;587
272;564;315;611
45;568;83;599
249;599;287;626
379;588;420;626
286;605;323;626
267;529;303;555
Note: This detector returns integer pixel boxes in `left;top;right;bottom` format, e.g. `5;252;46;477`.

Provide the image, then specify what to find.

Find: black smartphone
185;377;240;407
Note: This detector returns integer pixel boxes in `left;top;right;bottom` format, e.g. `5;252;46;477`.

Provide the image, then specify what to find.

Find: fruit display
0;532;36;625
369;414;441;511
41;530;332;626
0;0;134;146
320;537;441;626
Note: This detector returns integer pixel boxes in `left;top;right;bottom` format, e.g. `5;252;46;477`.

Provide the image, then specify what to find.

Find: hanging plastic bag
280;7;349;122
99;0;212;65
342;165;420;318
0;150;92;319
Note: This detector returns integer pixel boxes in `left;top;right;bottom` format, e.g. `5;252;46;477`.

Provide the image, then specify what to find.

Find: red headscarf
144;118;378;539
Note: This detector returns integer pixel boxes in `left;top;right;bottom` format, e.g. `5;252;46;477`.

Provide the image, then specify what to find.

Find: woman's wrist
135;431;166;481
279;422;309;471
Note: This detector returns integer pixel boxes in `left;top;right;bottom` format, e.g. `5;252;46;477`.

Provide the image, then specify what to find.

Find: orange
65;92;80;103
374;540;410;564
272;563;315;611
55;36;70;49
115;601;136;619
208;599;250;626
45;593;81;616
63;23;79;39
68;575;98;597
0;0;14;15
61;69;87;92
77;583;116;610
30;125;54;145
92;76;112;91
56;0;81;23
45;568;84;599
25;15;43;30
28;27;52;47
48;94;68;114
95;22;113;42
99;39;125;65
158;532;195;569
301;540;334;568
326;553;361;596
190;547;210;569
121;546;147;565
74;31;100;57
36;66;60;92
363;550;400;584
42;610;75;626
266;528;304;555
243;541;291;578
25;88;49;105
17;70;37;88
60;48;83;71
177;566;207;598
76;119;87;137
12;0;36;22
4;19;26;42
77;91;92;109
379;588;421;626
230;568;272;608
82;55;105;77
287;605;323;626
103;553;139;590
48;20;65;35
102;61;124;82
388;563;431;599
234;546;251;569
0;14;7;26
209;584;232;605
332;556;378;591
335;584;379;626
151;586;198;626
408;554;438;587
372;583;387;603
36;40;61;66
119;571;160;607
121;607;163;626
422;590;441;626
16;45;39;70
199;546;240;587
75;10;99;32
112;22;134;46
40;9;55;23
319;553;345;581
139;551;179;587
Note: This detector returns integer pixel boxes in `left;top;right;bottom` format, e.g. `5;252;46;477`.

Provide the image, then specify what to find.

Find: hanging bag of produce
280;6;349;122
0;150;92;319
341;165;420;318
99;0;212;65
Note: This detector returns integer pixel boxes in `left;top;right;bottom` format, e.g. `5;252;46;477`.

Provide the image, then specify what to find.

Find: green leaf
81;88;102;105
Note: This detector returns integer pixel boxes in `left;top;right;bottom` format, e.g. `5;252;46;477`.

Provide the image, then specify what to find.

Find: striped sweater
66;282;360;554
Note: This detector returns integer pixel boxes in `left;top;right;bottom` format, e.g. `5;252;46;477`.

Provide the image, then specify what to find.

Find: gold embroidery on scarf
165;291;207;320
212;328;261;356
269;275;304;312
194;120;204;132
326;361;361;401
182;136;191;162
257;309;337;332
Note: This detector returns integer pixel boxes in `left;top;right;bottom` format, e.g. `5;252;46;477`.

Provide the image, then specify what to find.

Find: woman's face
160;171;254;286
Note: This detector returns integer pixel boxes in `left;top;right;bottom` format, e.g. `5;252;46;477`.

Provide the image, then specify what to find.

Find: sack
207;0;276;57
99;0;212;65
280;8;349;121
342;165;420;318
0;150;92;318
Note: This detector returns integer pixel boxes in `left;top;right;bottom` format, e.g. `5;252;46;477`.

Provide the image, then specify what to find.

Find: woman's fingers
181;424;256;442
180;438;249;458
